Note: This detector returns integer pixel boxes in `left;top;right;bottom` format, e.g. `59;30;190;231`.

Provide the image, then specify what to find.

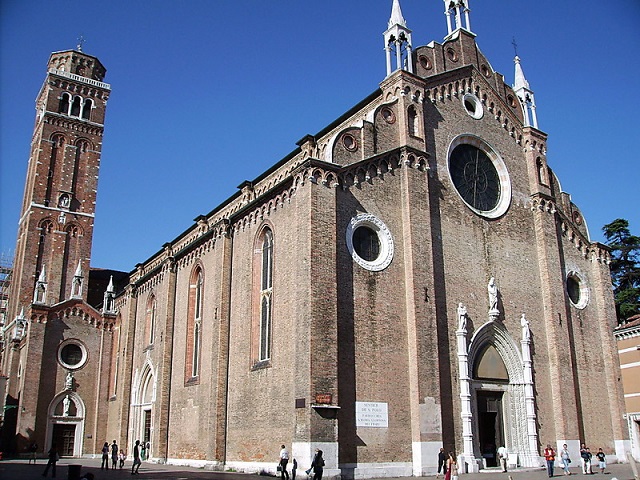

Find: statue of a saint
63;395;71;417
457;303;468;331
65;370;74;390
488;277;499;312
521;313;530;341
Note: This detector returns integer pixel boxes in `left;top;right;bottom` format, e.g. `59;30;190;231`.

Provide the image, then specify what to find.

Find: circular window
462;93;483;119
58;340;88;370
342;133;358;152
567;272;589;309
446;48;458;62
447;135;511;218
572;211;583;226
419;55;432;70
380;106;396;124
346;214;394;271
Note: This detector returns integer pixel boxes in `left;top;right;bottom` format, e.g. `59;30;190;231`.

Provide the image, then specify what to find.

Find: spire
513;56;538;129
34;265;47;304
384;0;414;77
12;307;27;342
389;0;407;28
71;260;84;299
103;275;116;314
443;0;473;38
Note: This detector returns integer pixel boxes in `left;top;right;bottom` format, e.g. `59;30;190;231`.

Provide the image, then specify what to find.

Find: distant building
0;0;630;476
615;314;640;461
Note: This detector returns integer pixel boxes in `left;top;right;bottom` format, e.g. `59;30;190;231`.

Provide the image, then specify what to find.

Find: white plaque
355;401;388;428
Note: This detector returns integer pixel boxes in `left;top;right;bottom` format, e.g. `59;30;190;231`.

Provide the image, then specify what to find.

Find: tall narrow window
192;271;202;376
81;98;92;120
408;105;419;137
259;229;273;362
59;92;70;115
70;96;81;117
145;294;156;345
185;266;203;382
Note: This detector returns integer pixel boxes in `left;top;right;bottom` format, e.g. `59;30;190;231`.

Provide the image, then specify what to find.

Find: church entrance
143;409;152;459
476;391;504;467
52;424;76;457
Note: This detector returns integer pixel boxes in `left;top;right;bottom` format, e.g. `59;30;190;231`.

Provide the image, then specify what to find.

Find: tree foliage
603;218;640;322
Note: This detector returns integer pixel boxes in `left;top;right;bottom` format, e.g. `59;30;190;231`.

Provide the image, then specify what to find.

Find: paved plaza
0;458;637;480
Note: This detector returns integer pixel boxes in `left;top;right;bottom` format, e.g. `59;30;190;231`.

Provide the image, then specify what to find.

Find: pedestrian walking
309;448;324;480
110;440;119;469
560;443;572;475
41;443;58;478
28;442;38;464
595;448;606;474
131;439;142;475
544;443;556;477
497;445;508;472
279;444;290;480
101;442;110;469
436;448;446;478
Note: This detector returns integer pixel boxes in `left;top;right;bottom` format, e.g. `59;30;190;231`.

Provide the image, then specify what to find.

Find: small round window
380;106;396;124
463;93;483;119
566;272;589;309
58;340;88;370
346;214;394;271
342;133;358;152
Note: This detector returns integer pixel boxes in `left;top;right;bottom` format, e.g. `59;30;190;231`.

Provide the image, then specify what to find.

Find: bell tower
7;48;110;319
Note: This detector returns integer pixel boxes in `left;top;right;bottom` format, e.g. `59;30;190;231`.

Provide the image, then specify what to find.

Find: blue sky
1;0;639;273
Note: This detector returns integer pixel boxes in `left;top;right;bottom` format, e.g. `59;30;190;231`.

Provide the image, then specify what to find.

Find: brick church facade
0;1;631;476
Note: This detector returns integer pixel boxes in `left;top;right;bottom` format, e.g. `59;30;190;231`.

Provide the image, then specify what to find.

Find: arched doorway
473;344;508;467
465;321;539;468
130;364;155;460
46;392;85;457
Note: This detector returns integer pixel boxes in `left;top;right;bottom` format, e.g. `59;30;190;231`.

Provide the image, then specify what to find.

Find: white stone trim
346;213;394;272
411;440;445;476
446;134;512;219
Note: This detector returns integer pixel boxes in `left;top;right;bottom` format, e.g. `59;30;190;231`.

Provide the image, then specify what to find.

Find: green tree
602;218;640;322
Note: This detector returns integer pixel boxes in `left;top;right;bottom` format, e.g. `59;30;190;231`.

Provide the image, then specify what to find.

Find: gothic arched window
145;294;157;345
185;266;203;382
253;226;274;366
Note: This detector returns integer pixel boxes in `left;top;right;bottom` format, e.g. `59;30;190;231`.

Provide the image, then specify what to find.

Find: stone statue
521;313;530;341
488;277;499;312
457;303;468;331
63;395;71;417
65;370;74;391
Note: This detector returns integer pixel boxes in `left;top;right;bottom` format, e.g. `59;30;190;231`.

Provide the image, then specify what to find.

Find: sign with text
315;394;332;404
355;401;388;428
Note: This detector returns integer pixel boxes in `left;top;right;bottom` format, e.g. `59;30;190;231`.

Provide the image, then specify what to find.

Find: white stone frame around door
130;362;156;461
45;391;86;457
460;320;540;469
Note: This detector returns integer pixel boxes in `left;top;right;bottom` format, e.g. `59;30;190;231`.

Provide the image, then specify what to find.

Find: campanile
8;48;110;318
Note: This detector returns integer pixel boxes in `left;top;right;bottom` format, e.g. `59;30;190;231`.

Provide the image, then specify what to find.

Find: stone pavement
0;458;636;480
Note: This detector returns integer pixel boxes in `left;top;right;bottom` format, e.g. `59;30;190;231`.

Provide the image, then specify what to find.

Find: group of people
543;443;607;477
436;448;459;480
100;440;126;469
104;438;143;474
278;445;324;480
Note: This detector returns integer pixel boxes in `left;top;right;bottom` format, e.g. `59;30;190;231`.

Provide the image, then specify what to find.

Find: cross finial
512;37;518;57
76;35;85;52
